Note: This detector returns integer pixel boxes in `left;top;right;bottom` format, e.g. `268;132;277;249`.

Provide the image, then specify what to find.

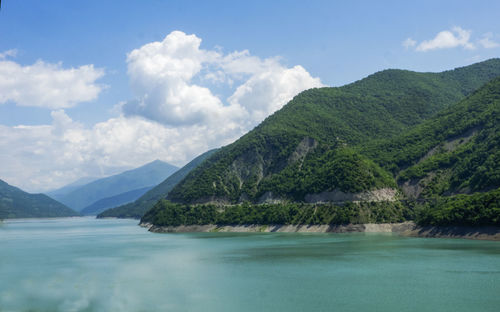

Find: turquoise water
1;218;499;312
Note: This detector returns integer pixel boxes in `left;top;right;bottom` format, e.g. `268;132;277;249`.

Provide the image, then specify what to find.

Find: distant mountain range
97;149;218;219
46;176;99;198
139;59;500;228
0;179;78;219
49;160;178;212
80;186;154;216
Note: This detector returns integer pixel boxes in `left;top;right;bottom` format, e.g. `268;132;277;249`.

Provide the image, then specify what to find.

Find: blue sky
0;0;499;191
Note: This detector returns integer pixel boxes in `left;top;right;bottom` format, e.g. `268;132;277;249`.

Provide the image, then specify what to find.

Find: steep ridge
0;179;78;219
167;59;500;205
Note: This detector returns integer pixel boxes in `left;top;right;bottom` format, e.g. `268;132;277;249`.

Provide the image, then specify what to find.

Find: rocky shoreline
403;225;500;241
140;222;500;241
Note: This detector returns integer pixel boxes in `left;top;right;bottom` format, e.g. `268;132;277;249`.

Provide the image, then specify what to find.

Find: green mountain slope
362;76;500;198
141;67;500;226
0;180;78;219
80;186;153;216
51;160;178;211
97;149;218;219
167;59;500;204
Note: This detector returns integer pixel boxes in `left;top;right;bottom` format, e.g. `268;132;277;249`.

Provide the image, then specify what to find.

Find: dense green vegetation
257;146;396;201
50;160;178;211
0;180;78;219
168;59;500;205
363;76;500;198
142;200;413;227
140;59;500;228
416;188;500;226
97;149;218;219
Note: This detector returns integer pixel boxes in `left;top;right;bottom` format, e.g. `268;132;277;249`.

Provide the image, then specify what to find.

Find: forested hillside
362;76;500;198
167;59;500;205
138;59;500;228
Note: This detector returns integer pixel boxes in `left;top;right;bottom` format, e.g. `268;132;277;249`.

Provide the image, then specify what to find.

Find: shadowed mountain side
0;179;78;219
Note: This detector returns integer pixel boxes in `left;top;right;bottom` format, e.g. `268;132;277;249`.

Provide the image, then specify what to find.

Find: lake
1;217;499;311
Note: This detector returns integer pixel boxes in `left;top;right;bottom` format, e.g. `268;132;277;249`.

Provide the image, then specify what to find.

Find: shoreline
141;222;500;241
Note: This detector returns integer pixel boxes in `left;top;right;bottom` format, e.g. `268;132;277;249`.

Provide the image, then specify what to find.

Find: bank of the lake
142;221;500;241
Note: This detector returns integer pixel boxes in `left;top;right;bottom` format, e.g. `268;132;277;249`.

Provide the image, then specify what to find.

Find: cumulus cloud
123;31;324;129
0;31;323;192
0;56;104;109
415;27;475;51
478;32;499;49
0;111;195;192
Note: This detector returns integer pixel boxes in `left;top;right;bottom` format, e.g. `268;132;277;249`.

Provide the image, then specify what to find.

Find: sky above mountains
0;0;499;192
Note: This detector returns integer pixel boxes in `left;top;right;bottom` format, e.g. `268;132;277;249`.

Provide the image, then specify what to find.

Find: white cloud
413;27;475;52
123;31;324;128
0;49;17;59
478;32;499;49
407;28;500;52
228;65;322;122
416;27;475;51
402;38;416;49
0;111;203;192
0;57;104;109
0;31;324;192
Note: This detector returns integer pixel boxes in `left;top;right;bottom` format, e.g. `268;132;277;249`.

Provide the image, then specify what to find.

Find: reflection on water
1;217;499;312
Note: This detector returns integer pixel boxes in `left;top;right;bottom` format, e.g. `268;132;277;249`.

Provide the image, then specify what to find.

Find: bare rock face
288;137;318;165
417;126;479;164
147;222;419;234
257;191;285;204
305;188;397;204
230;148;265;188
400;178;423;199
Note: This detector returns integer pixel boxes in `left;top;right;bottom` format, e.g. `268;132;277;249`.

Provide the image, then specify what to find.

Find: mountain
362;76;500;198
46;176;99;198
141;60;500;228
166;59;500;205
361;76;500;226
0;179;78;219
51;160;178;211
80;186;153;216
97;149;218;219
